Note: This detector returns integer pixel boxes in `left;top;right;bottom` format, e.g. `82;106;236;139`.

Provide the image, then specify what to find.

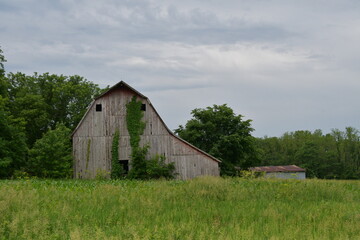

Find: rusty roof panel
249;165;306;173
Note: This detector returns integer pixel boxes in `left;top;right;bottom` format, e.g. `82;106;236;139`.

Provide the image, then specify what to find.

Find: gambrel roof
72;81;221;163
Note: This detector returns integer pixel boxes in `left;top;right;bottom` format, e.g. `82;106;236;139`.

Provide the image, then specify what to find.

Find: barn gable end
72;81;220;179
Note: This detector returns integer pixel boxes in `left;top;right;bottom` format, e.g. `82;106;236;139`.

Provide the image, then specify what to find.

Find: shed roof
249;165;306;173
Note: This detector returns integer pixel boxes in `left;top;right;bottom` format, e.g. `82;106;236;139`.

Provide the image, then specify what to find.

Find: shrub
28;123;72;178
127;145;148;179
128;145;176;180
145;154;176;179
12;170;30;179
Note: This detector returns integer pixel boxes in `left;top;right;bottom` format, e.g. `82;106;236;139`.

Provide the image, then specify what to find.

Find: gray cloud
1;0;360;137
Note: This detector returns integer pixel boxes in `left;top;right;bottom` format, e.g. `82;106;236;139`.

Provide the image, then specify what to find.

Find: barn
249;165;306;179
72;81;220;180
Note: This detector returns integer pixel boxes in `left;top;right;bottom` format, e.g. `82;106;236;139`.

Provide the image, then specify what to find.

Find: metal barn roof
249;165;306;173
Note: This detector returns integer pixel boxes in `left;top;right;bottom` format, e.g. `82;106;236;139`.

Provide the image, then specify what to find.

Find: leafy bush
127;145;148;179
12;170;30;179
128;145;176;180
145;154;176;179
28;123;72;178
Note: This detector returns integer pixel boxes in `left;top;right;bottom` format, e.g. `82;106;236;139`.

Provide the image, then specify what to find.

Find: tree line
176;105;360;179
1;46;359;179
256;128;360;179
0;47;104;178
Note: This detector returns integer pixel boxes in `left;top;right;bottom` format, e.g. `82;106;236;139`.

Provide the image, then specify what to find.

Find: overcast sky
1;0;360;137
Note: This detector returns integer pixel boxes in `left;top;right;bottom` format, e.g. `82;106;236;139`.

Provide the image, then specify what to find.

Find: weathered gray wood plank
73;82;220;179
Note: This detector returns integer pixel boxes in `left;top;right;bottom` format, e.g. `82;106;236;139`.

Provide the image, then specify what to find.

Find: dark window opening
96;104;102;112
119;160;129;174
141;104;146;111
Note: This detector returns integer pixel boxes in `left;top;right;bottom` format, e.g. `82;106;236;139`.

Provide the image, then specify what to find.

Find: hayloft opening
96;104;102;112
141;104;146;111
119;160;129;174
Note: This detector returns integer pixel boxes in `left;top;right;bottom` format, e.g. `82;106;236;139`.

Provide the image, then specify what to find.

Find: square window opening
96;104;102;112
141;104;146;111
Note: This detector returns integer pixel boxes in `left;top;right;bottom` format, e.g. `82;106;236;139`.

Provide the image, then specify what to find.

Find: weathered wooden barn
249;165;306;180
72;81;220;179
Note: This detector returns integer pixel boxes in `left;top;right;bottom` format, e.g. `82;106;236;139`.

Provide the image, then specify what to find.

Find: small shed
72;81;220;180
249;165;306;179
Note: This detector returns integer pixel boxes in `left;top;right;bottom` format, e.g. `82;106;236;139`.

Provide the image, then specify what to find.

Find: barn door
119;160;129;174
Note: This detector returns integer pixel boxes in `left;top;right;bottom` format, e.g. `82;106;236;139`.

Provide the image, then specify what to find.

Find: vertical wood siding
73;86;220;179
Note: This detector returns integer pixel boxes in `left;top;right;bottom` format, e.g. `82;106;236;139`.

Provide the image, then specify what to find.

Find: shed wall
264;172;306;180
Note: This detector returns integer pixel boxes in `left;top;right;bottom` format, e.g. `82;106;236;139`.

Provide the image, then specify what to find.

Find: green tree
12;93;49;146
0;46;8;97
0;50;106;177
256;136;286;166
0;96;27;178
331;127;360;178
257;129;357;179
5;72;103;146
0;46;6;77
36;74;103;129
175;104;258;175
294;141;321;178
28;123;72;178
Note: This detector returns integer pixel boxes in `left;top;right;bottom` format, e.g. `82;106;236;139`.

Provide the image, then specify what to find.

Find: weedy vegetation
0;177;360;240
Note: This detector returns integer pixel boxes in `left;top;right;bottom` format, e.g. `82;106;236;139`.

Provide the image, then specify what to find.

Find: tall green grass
1;177;360;239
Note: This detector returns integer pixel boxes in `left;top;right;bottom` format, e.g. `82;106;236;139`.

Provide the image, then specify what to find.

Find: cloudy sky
1;0;360;137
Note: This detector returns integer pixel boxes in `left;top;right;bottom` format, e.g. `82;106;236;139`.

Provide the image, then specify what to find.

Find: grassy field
0;177;360;240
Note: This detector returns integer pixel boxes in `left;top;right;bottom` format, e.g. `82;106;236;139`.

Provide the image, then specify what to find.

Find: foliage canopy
257;128;360;179
175;104;258;175
0;46;106;178
2;46;360;180
6;72;103;146
0;96;27;178
0;46;6;77
28;123;72;178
